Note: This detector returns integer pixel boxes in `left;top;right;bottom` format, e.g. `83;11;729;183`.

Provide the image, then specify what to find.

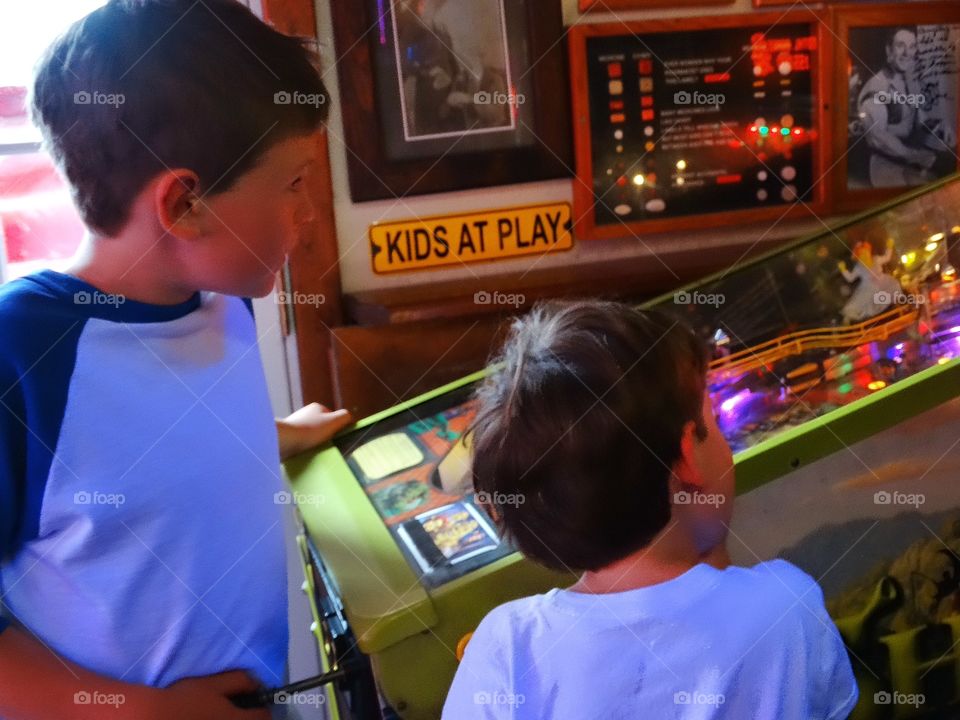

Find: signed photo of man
392;0;515;141
846;24;959;189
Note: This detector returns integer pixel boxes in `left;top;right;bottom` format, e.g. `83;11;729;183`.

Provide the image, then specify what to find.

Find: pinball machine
286;173;960;719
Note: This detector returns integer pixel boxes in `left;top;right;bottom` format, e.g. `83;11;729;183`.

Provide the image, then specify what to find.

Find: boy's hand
161;670;270;720
277;402;353;461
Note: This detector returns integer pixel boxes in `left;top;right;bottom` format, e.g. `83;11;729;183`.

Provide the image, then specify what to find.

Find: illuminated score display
580;21;821;229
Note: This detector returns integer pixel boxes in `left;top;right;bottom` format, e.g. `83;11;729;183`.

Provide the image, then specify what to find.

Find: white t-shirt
443;560;858;720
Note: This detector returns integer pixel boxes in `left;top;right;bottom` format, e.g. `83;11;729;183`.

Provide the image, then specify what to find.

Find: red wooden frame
829;2;960;213
568;9;832;242
580;0;733;11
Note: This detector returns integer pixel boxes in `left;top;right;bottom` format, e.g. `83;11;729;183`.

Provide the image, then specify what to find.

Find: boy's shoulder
718;559;831;631
0;271;71;323
469;591;552;646
0;272;88;368
728;558;820;591
718;559;823;606
0;270;245;375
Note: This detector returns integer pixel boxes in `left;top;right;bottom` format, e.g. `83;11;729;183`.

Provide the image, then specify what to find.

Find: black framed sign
569;11;829;240
330;0;572;202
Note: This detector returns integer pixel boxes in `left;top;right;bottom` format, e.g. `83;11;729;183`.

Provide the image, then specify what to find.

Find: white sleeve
798;576;859;719
766;560;859;719
442;611;518;720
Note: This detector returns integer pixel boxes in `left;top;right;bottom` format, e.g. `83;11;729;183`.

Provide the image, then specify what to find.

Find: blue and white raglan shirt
0;270;288;689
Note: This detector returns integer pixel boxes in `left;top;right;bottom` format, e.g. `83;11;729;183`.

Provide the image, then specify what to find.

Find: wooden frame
329;0;572;202
829;2;960;213
581;0;732;11
568;10;831;241
753;0;833;6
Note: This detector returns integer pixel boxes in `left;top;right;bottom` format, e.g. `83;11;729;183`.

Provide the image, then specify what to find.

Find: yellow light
867;380;887;391
952;225;960;235
676;159;687;170
939;357;951;365
929;232;945;243
632;174;645;186
676;177;685;186
901;251;917;265
926;242;940;253
901;254;910;264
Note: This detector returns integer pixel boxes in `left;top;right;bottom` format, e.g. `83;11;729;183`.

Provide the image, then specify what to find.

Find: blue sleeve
0;357;27;636
0;359;27;562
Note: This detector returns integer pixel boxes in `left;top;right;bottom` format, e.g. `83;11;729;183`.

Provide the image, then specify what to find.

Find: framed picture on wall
830;2;960;212
329;0;572;202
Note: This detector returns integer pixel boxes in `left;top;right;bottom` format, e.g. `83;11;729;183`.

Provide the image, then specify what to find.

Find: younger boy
444;300;858;719
0;2;349;718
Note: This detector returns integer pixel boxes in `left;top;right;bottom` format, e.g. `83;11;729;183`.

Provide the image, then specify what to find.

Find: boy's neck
65;231;196;306
569;522;725;595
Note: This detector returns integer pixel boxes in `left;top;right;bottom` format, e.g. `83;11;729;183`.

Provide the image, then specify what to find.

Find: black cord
230;666;354;708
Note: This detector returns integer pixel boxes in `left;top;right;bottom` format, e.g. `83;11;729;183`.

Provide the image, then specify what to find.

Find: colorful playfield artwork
350;432;425;483
397;502;500;574
343;399;482;525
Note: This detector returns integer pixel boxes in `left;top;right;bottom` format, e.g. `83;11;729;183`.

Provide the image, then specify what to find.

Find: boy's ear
672;420;705;490
155;170;203;238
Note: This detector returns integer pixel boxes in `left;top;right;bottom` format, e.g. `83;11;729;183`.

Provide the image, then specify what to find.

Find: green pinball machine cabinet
287;173;960;720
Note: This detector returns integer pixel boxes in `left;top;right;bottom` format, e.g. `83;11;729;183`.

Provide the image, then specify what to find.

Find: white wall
313;0;832;295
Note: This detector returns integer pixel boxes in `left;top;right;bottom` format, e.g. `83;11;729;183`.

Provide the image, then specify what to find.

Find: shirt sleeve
794;568;859;720
442;611;519;720
823;638;859;720
763;560;858;719
0;358;27;635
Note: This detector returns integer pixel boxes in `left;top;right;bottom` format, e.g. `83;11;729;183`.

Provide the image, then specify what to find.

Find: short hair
30;0;328;235
470;300;708;573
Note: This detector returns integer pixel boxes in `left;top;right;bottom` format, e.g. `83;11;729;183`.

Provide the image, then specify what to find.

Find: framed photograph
330;0;572;202
831;2;960;212
568;10;830;240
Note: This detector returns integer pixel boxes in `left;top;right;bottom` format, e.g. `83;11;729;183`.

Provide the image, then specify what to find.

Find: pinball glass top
652;173;960;454
331;173;960;588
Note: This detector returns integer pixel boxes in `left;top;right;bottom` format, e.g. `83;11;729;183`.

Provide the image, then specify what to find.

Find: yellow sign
369;202;573;274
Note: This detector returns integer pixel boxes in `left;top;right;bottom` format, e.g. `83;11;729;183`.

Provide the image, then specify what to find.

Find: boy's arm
0;626;270;720
276;402;352;461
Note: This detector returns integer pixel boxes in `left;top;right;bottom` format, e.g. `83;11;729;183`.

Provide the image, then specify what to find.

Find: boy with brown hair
0;2;350;717
445;300;857;719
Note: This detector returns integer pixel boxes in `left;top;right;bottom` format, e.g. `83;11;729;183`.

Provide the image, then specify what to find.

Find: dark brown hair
30;0;328;235
470;300;707;573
